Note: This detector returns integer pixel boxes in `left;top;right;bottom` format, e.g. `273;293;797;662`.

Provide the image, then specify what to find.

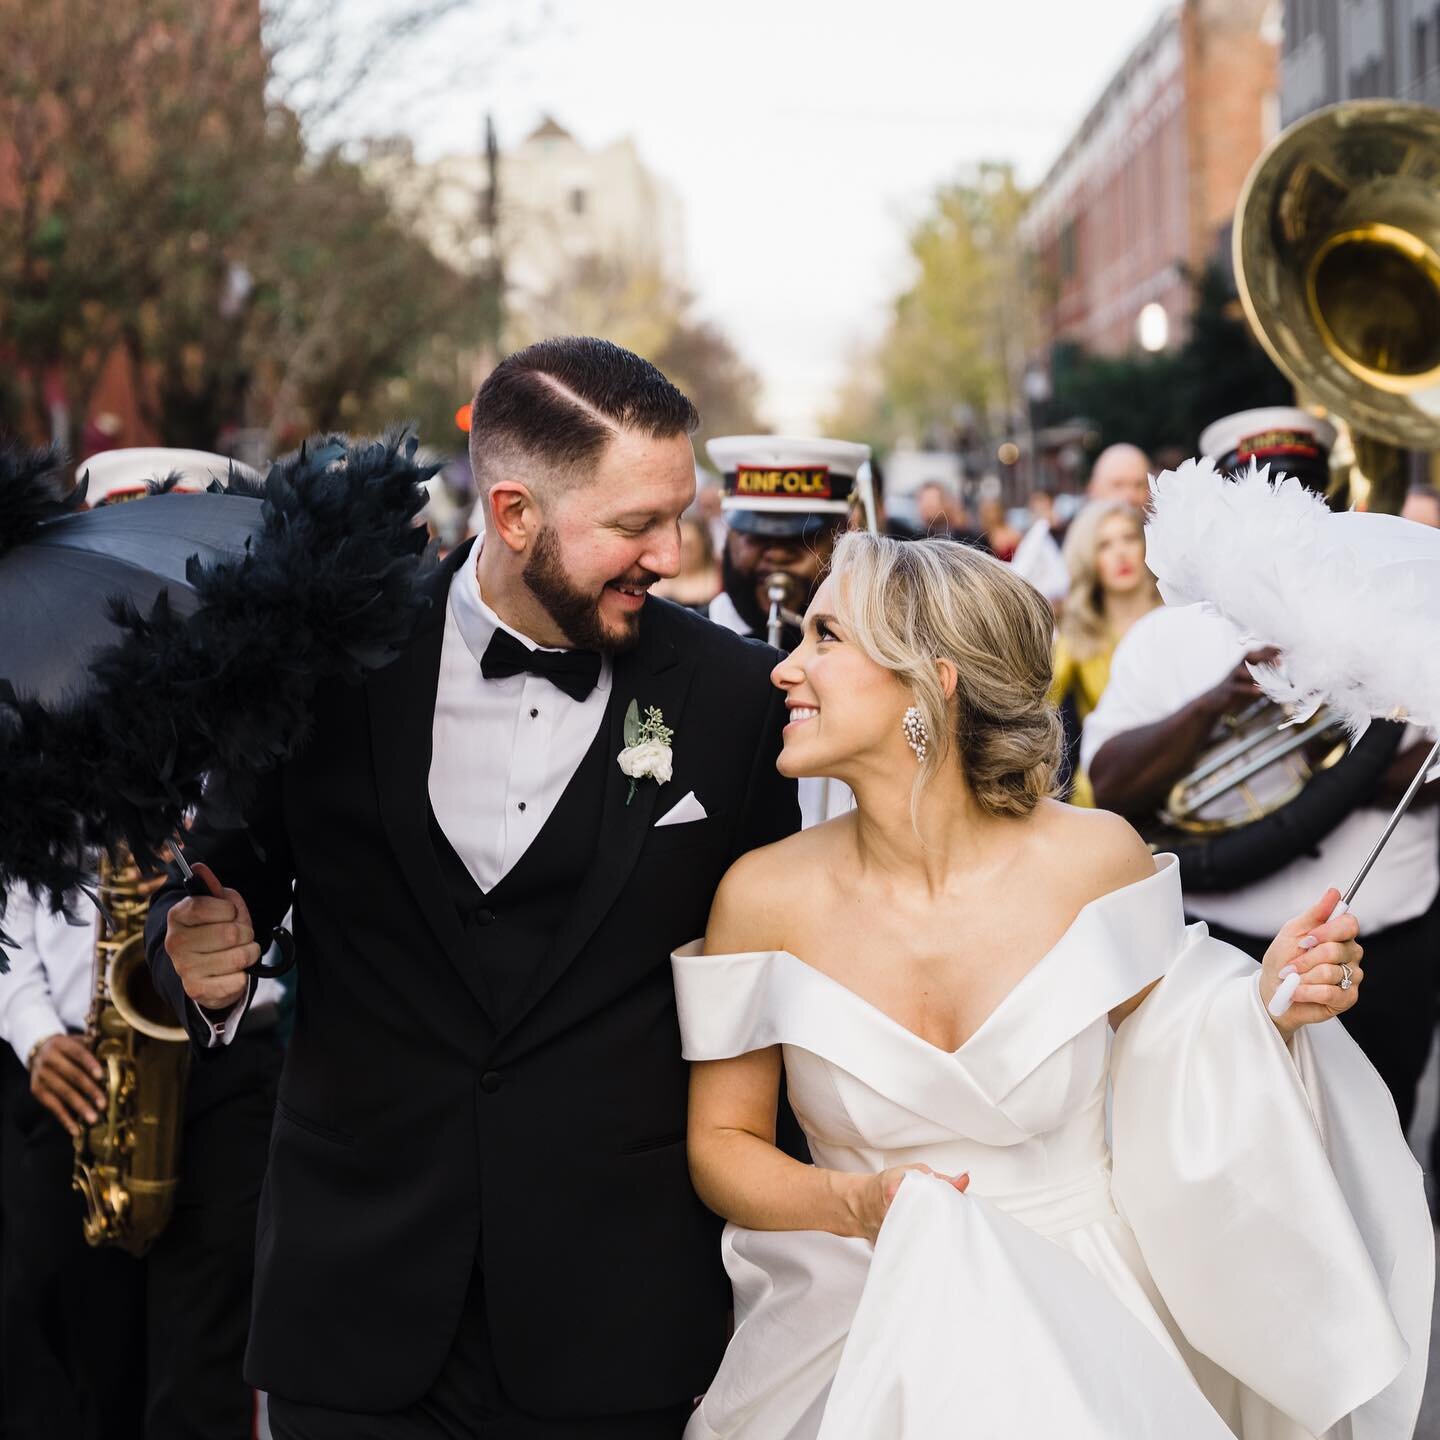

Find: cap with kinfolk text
706;435;871;539
1199;408;1336;493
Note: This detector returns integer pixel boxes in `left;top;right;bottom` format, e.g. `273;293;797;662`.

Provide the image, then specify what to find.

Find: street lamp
1137;302;1169;353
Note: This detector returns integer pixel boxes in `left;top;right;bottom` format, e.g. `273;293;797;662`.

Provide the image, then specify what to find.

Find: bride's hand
847;1164;970;1243
1260;887;1363;1039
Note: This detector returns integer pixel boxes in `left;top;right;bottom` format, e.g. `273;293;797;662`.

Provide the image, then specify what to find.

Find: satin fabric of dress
671;855;1432;1439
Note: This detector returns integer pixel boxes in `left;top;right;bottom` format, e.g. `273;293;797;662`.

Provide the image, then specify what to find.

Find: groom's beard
522;523;648;655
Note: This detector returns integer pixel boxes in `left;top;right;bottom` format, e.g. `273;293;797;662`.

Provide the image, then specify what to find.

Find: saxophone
72;848;190;1257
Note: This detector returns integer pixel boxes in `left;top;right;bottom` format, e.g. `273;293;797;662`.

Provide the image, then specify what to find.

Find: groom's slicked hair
468;336;699;497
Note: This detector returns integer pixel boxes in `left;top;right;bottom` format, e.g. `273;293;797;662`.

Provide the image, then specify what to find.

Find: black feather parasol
0;430;438;950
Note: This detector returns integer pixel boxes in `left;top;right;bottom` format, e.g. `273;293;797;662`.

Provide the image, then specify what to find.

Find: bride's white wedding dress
671;855;1433;1439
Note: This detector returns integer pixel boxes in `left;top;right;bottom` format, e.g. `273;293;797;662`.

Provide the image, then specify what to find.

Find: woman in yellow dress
1049;500;1160;805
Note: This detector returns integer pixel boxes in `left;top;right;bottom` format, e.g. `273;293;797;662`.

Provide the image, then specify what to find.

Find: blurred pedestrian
1049;500;1161;806
1086;443;1152;511
1011;488;1069;606
694;477;728;554
653;513;719;609
914;480;988;549
978;496;1021;561
850;459;918;540
1402;483;1440;529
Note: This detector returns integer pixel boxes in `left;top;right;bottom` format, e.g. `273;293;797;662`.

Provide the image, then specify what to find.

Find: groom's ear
486;480;542;554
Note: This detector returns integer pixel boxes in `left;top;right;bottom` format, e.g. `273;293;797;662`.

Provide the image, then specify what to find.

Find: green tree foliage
1048;263;1293;458
0;0;494;457
827;163;1030;449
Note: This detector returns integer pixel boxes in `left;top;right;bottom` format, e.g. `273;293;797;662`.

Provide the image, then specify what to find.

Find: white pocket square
655;791;707;827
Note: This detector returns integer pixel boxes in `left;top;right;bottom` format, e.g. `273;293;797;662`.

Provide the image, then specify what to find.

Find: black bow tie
479;626;602;702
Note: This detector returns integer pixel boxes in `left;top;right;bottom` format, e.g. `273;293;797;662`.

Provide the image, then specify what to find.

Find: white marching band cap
705;435;871;539
1198;407;1337;470
80;447;261;506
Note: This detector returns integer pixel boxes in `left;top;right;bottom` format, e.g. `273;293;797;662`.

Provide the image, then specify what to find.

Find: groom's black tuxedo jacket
145;542;799;1415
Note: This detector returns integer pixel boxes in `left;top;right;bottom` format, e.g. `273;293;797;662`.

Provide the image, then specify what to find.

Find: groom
144;337;799;1437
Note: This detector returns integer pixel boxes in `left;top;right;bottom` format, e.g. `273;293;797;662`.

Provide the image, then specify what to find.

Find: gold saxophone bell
1234;99;1440;513
73;850;190;1258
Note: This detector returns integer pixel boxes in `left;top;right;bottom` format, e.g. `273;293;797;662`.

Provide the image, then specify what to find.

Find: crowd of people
0;339;1436;1438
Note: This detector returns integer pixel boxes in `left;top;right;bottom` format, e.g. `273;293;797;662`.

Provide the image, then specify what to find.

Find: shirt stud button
518;801;527;812
529;708;539;719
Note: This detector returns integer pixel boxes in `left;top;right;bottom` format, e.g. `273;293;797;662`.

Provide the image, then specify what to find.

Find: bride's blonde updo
827;531;1062;817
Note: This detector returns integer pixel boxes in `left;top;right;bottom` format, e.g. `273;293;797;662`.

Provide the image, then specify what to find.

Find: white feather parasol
1146;457;1440;1014
1145;458;1440;735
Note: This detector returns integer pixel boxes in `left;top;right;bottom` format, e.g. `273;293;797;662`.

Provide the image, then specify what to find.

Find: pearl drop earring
902;705;929;763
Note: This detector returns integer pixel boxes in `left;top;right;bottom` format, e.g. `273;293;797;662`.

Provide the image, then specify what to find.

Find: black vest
428;717;611;1022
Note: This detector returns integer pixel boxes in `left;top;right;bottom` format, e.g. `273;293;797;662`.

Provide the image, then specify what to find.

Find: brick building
1282;0;1440;122
1021;1;1281;366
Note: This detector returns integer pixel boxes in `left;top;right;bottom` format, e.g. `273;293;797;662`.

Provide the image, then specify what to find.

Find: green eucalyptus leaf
623;699;641;747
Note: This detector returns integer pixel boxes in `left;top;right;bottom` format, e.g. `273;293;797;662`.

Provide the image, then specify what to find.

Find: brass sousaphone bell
1158;101;1440;840
1234;99;1440;512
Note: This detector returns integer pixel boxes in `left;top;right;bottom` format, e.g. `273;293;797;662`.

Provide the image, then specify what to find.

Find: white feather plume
1145;457;1440;735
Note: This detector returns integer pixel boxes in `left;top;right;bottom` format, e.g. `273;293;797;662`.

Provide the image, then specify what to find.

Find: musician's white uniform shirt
706;592;854;830
0;885;285;1066
1082;603;1439;935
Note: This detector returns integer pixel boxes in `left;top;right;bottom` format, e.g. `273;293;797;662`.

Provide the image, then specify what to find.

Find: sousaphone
1148;102;1440;873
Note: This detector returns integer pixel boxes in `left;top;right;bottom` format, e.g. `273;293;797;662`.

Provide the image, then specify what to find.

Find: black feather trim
0;442;78;558
0;429;439;958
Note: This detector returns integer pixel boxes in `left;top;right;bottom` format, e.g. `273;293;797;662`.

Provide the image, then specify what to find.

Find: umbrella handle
179;869;296;979
249;925;296;980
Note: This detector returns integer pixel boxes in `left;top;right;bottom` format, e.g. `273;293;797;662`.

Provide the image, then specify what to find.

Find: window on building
569;188;587;216
1059;220;1077;281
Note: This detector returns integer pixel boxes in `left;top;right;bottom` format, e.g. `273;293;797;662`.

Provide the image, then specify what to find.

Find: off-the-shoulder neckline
687;855;1177;1059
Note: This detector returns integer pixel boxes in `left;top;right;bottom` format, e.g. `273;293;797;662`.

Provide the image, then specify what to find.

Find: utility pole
477;112;504;374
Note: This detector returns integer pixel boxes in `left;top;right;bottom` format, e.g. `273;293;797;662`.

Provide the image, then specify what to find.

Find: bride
672;532;1432;1439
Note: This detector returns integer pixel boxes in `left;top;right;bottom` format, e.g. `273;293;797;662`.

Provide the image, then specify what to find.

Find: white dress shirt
706;591;854;830
429;544;613;892
1082;603;1439;935
2;884;284;1065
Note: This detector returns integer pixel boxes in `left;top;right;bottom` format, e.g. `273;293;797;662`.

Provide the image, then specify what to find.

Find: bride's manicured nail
1298;936;1318;950
1279;964;1297;980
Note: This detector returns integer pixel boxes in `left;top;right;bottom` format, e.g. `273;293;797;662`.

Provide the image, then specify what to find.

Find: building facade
1021;1;1280;364
368;117;685;321
1282;0;1440;121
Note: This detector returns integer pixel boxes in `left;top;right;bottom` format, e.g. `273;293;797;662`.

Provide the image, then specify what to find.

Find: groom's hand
163;862;259;1010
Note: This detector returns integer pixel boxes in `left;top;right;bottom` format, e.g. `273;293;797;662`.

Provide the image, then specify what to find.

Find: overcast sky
345;0;1172;430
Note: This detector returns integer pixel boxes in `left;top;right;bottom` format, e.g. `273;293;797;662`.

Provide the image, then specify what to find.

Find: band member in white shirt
704;435;869;828
0;882;285;1438
1084;408;1440;1130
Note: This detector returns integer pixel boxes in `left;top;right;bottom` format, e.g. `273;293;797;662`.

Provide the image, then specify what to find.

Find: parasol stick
1268;733;1440;1017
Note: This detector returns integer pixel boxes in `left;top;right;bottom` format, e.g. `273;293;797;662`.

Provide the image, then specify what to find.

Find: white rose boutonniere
618;701;674;805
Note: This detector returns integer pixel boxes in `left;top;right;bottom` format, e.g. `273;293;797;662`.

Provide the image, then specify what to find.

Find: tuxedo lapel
365;541;496;1022
498;605;696;1040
